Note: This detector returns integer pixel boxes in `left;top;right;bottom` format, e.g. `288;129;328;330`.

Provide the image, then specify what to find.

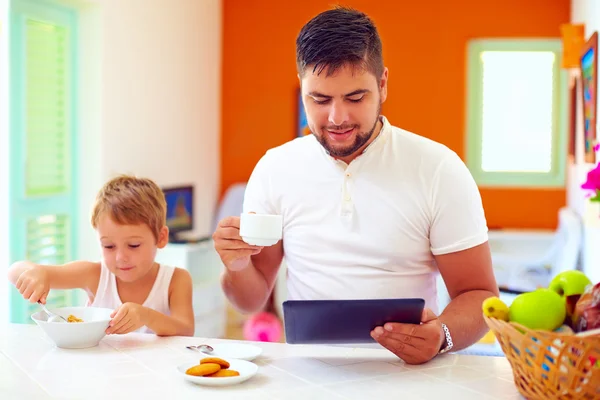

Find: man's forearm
438;289;496;351
221;260;271;314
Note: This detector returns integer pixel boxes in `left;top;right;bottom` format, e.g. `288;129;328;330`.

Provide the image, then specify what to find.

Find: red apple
573;282;600;332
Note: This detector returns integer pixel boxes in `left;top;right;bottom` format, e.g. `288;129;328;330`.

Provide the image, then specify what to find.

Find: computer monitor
163;185;193;240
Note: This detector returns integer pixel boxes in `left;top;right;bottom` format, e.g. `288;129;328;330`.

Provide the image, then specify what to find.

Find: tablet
282;298;425;344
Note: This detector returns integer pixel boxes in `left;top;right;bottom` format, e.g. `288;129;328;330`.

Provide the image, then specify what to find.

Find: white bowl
177;358;258;386
31;306;113;349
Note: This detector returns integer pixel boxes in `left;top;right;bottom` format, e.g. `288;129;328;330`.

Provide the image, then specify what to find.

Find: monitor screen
163;186;193;234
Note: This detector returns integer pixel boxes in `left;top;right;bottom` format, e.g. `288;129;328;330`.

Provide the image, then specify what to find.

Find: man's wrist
438;323;453;354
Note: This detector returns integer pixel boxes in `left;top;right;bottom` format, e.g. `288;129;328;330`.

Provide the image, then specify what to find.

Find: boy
8;175;195;336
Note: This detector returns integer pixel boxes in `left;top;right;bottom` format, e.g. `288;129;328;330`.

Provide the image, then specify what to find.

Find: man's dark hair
296;6;384;81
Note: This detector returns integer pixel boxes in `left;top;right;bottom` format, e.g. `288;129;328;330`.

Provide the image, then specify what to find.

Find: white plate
177;359;258;386
202;343;263;361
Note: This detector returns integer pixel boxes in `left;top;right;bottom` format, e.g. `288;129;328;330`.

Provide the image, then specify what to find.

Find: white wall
75;0;222;260
571;0;600;35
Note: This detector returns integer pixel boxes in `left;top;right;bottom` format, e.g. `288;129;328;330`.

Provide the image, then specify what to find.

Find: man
213;6;499;365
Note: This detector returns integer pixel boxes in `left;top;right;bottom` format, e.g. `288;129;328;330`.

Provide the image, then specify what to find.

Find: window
465;39;568;187
8;0;78;323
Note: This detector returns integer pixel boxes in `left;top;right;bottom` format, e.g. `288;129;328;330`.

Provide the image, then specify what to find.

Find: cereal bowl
31;306;113;349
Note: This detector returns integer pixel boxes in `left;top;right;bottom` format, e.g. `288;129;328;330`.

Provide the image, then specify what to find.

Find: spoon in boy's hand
38;301;68;323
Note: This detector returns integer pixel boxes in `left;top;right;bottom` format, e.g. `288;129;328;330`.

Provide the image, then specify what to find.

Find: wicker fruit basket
484;316;600;399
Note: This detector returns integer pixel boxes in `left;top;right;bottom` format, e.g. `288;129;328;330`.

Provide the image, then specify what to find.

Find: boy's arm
7;260;101;303
143;267;195;336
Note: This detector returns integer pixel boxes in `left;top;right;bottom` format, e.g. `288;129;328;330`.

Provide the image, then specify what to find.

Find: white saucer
201;343;263;361
177;358;258;386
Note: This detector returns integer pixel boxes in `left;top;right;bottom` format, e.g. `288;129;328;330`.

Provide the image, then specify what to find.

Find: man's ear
157;226;169;248
379;67;389;104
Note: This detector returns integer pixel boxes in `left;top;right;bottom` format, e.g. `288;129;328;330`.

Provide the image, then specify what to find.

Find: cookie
207;369;240;378
200;357;230;369
185;363;221;376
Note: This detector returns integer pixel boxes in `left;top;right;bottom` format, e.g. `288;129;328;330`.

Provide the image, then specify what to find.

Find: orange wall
221;0;571;229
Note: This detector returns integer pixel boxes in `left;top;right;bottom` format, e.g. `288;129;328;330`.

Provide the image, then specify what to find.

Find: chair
490;207;583;295
212;182;247;232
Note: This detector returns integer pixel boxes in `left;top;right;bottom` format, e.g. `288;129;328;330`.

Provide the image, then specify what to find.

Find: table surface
0;323;523;399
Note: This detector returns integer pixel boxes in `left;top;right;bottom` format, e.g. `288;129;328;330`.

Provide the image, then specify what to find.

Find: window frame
465;38;568;188
8;0;79;323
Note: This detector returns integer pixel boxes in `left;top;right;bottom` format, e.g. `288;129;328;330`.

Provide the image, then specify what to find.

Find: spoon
38;301;68;323
186;344;214;354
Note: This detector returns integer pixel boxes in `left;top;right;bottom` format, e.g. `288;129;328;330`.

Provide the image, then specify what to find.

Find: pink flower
581;164;600;190
582;163;600;202
594;143;600;152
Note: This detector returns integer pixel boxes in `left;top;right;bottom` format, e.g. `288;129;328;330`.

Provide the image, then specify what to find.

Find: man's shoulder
385;123;461;174
388;123;456;159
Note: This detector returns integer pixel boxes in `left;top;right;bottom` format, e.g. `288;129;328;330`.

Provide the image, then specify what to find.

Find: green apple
509;288;566;331
549;270;592;297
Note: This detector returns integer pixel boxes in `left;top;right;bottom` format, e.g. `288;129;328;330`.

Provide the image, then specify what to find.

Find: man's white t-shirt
243;116;488;314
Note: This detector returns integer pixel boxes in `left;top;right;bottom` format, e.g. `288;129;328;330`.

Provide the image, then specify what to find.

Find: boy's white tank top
89;263;175;334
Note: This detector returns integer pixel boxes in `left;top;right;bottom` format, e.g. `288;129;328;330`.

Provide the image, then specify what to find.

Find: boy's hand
107;303;147;334
15;267;50;304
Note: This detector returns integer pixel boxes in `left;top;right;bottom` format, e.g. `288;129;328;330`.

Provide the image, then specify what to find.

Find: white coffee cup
239;213;283;246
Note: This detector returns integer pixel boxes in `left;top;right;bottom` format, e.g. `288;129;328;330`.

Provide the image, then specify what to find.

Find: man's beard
313;103;381;158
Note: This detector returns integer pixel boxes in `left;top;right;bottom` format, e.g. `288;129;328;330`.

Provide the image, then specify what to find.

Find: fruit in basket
508;288;566;331
549;270;592;297
549;271;592;327
565;295;581;324
572;282;600;332
482;296;509;321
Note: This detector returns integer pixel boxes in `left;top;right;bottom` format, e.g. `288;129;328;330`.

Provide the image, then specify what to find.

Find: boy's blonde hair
91;174;167;241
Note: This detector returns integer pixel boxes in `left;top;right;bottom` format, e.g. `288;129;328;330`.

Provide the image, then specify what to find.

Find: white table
0;323;523;399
